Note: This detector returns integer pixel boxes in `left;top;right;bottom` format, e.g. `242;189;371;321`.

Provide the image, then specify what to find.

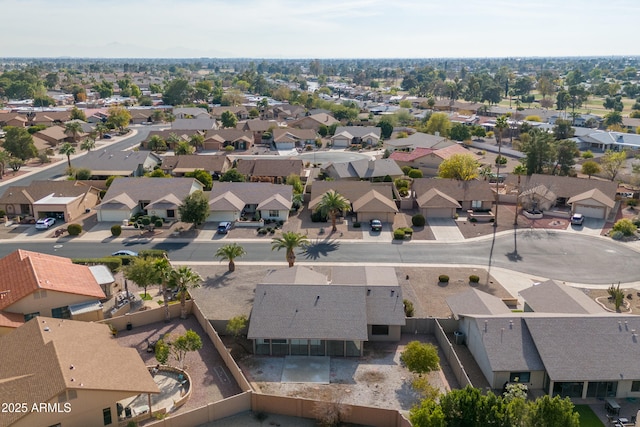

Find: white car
570;213;584;225
35;217;56;230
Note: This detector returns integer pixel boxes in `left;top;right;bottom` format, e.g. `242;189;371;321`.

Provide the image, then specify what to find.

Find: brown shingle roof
235;158;304;178
505;174;618;200
0;250;106;311
413;178;494;203
309;181;395;210
0;180;101;206
160;154;230;174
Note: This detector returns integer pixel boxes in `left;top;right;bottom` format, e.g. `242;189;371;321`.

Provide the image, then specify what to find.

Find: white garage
207;211;240;222
568;189;614;220
423;207;456;218
417;189;461;219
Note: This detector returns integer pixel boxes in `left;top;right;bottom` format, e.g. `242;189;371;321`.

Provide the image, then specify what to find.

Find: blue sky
1;0;638;58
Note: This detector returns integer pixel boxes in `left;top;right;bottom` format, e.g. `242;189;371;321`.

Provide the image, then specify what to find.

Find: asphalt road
3;229;638;285
0;124;161;198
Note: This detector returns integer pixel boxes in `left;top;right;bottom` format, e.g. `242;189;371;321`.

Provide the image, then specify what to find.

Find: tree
8;157;24;172
271;231;309;267
220;110;238;128
604;111;623;128
552;119;574;141
400;341;440;375
80;138;95;152
64;122;82;143
494;115;508;144
174;140;193;155
425;113;451;137
215;243;246;272
553;139;578;176
158;329;202;369
155;339;170;365
168;266;202;319
377;117;394;139
286;173;304;194
226;315;248;339
525;395;579;427
124;257;157;298
95;122;109;139
189;133;204;152
449;123;471;141
3;127;37;160
581;160;601;179
184;169;213;191
613;218;637;236
75;168;91;180
437;154;479;180
315;190;350;233
608;283;625;310
178;190;210;228
163;78;193;105
470;125;486;140
59;142;76;169
219;168;245;182
147;135;167;152
153;256;173;322
0;150;9;178
521;129;555;175
106;106;131;131
69;106;86;121
601;150;627;181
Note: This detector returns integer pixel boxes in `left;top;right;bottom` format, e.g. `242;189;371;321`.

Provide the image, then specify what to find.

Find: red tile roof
389;147;434;162
0;250;105;310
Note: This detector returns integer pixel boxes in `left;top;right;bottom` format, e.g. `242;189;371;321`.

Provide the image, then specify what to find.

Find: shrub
438;274;449;283
154;219;163;228
627;199;638;207
73;257;122;272
110;224;122;237
611;230;625;240
469;275;480;283
633;216;640;228
393;228;406;240
469;217;478;222
403;299;415;317
412;214;426;227
257;228;268;235
353;221;361;228
310;211;327;222
139;249;168;259
408;169;423;179
402;227;413;236
612;218;637;236
67;223;82;235
401;165;412;175
0;210;5;217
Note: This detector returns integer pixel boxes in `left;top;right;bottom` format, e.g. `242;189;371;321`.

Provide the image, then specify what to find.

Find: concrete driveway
427;217;465;241
565;217;605;236
361;222;393;241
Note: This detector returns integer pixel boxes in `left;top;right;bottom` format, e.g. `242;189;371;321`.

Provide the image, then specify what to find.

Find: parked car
111;250;139;257
35;217;56;230
370;219;383;231
217;221;232;234
103;134;112;139
570;213;584;225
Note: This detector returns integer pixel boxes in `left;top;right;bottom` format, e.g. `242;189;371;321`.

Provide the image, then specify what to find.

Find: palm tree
512;164;527;226
271;231;309;267
493;115;509;227
168;265;202;319
147;135;166;152
315;190;350;233
153;256;173;322
166;132;180;150
215;243;246;272
174;140;193;156
95;123;109;139
80;138;95;152
64;121;82;143
189;134;204;152
59;142;76;168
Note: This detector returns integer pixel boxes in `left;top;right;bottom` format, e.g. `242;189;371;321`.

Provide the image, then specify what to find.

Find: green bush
353;221;361;228
402;227;413;236
469;275;480;283
393;228;406;240
139;249;168;259
310;211;327;222
469;217;478;222
0;210;5;217
412;214;426;227
403;299;415;317
401;165;412;175
154;219;163;228
73;257;122;272
627;199;638;207
408;169;423;179
110;224;122;237
67;223;82;235
612;218;637;236
257;228;268;235
438;275;449;283
633;216;640;227
611;230;625;240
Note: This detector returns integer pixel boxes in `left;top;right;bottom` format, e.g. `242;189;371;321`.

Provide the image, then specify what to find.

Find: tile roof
161;154;230;174
333;126;381;139
208;191;246;211
0;250;105;311
384;132;452;150
431;143;480;160
73;150;161;174
204;129;254;143
388;147;434;162
34;125;68;140
416;188;461;209
0;180;101;206
0;311;25;328
352;190;399;213
323;159;403;180
0;317;159;426
272;128;318;142
171;118;218;130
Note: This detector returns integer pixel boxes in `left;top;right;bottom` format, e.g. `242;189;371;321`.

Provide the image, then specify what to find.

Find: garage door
98;210;131;222
207;211;238;222
426;208;454;218
575;205;605;219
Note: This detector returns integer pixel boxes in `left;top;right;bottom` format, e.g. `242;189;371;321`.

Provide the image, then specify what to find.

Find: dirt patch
585;288;639;314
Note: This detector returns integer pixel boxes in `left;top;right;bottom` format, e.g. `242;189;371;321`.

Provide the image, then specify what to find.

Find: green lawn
139;293;152;301
575;405;605;427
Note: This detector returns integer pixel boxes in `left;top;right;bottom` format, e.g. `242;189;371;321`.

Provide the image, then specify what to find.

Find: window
103;407;112;425
471;200;482;209
632;381;640;392
371;325;389;335
24;312;40;321
51;306;71;319
167;210;175;218
509;372;531;383
269;210;279;218
20;204;31;214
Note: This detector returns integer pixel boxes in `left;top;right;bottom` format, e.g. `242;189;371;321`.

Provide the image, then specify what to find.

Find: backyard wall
99;301;192;331
434;319;472;388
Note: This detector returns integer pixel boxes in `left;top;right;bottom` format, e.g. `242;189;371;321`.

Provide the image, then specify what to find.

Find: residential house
0;180;102;222
383;131;453;152
207;182;293;222
506;174;617;219
203;129;254;151
0;250;107;333
0;317;159;427
622;117;640;133
235;158;305;183
33;125;73;148
519;280;603;314
272;104;306;121
210;106;249;121
160;154;231;178
171;117;218;131
289;113;339;131
331;126;381;148
309;181;398;223
237;119;277;145
413;178;494;218
0;112;27;127
173;107;212;120
578;131;640;151
95;177;203;222
248;266;406;356
30;110;72;126
126;107;157;124
272;128;318;150
396;144;480;177
73;150;161;179
321;158;403;181
142;129;201;150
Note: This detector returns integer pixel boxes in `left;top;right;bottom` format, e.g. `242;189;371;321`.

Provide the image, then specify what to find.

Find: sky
1;0;639;59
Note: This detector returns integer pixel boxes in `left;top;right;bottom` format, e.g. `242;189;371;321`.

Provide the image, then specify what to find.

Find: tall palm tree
315;190;350;233
95;122;109;139
80;138;95;152
271;231;309;268
59;142;76;168
174;140;193;156
64;121;82;143
512;164;527;226
215;243;246;272
166;132;180;150
493;115;509;227
189;134;204;152
168;265;202;319
153;256;173;322
147;135;166;152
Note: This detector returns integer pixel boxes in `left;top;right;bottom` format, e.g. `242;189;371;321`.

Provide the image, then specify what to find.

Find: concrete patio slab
428;217;465;241
281;356;330;384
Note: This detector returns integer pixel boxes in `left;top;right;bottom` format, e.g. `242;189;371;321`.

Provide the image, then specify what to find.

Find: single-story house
203;129;254;151
142;130;202;150
236;119;277;144
331;126;381;147
0;250;107;334
236;158;305;183
273;104;306;121
321;158;403;181
207;182;293;222
413;178;494;218
0;112;28;127
309;181;398;223
210;106;249;120
519;280;603;314
95;177;203;222
383;132;453;152
73;150;161;179
0;180;102;222
160;154;231;177
289;113;339;131
0;317;159;427
173;107;212;120
248;266;406;356
170;117;218;131
395;144;480;177
33;125;74;147
272;128;318;150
